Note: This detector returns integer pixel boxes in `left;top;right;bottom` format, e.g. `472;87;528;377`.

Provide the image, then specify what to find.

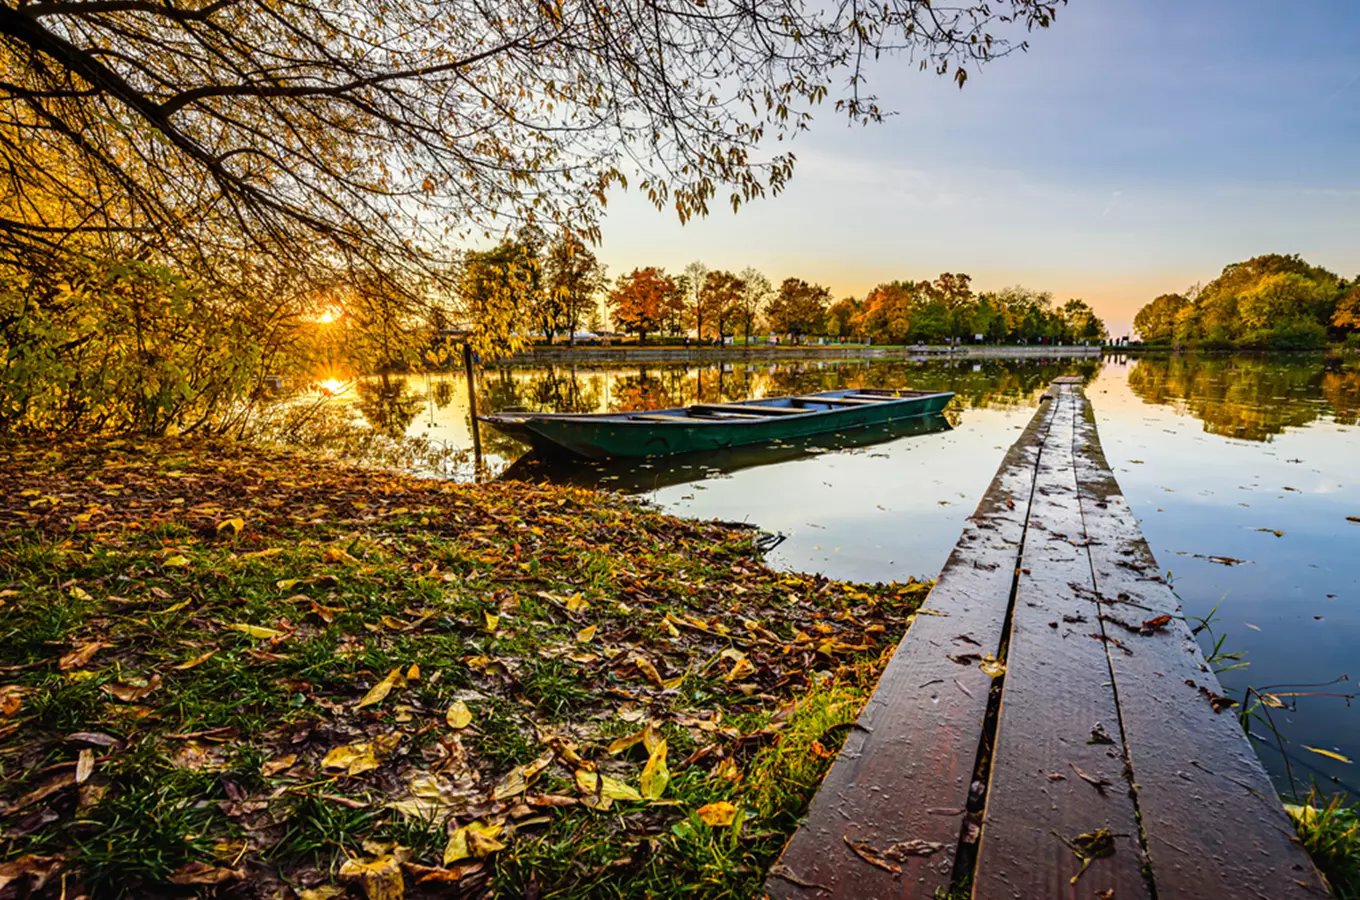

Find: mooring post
463;341;483;468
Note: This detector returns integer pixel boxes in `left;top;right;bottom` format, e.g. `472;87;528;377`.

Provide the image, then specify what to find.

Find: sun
318;378;347;396
315;307;343;324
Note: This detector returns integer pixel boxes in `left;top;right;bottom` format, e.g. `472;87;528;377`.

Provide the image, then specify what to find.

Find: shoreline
495;344;1103;365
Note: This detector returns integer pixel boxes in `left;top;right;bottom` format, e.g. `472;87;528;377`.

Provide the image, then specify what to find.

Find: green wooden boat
480;388;955;459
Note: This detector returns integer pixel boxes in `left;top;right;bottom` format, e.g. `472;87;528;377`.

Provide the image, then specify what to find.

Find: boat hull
482;391;954;459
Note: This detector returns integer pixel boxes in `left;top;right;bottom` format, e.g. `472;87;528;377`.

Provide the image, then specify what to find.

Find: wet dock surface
767;380;1326;899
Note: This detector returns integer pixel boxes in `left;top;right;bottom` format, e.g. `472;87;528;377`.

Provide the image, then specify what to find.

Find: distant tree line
604;263;1107;345
1133;254;1360;350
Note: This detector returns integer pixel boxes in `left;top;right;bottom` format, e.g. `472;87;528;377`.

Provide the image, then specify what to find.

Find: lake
341;352;1360;800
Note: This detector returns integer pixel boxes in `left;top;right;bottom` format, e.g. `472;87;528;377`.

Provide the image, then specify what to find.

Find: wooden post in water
463;341;482;469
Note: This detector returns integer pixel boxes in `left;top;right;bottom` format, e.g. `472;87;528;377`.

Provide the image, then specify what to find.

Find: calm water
344;353;1360;798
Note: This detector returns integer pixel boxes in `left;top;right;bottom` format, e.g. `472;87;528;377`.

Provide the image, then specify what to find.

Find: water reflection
1125;354;1358;441
499;414;953;493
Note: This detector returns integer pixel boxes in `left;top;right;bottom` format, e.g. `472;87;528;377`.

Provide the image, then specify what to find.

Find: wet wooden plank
972;388;1152;900
766;396;1060;900
1070;397;1327;899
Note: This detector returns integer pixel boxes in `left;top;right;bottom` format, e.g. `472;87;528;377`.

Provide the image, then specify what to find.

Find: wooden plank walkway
767;380;1326;900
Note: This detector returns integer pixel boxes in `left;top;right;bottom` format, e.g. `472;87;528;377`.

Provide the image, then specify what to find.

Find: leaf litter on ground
0;438;931;899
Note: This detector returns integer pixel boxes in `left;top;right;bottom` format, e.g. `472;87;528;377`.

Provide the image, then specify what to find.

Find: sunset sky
598;0;1360;337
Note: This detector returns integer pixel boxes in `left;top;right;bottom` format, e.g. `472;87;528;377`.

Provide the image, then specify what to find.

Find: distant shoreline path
495;344;1104;364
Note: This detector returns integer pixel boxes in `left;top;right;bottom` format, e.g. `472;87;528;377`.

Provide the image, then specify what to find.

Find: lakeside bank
496;343;1102;365
0;438;926;899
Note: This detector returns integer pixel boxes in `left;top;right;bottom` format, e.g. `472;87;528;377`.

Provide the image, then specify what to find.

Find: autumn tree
682;262;709;339
1061;298;1107;341
458;238;542;358
1133;294;1188;343
766;278;832;339
1333;282;1360;331
735;268;773;342
608;267;682;344
699;270;746;340
545;235;608;345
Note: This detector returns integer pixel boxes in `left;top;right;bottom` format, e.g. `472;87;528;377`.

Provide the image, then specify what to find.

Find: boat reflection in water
497;413;952;494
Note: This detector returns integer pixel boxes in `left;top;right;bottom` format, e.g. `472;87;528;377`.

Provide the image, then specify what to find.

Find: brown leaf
1140;614;1173;635
7;773;76;813
172;649;218;670
59;641;109;671
843;837;901;874
1069;764;1112;794
0;855;63;892
74;748;95;784
102;674;162;703
168;861;242;885
261;754;298;776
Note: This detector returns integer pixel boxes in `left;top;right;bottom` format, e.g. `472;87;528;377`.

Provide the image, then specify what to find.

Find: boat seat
793;396;880;406
628;414;691;423
689;403;806;416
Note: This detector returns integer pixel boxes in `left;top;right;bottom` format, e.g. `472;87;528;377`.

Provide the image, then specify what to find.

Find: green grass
0;438;930;898
1288;790;1360;899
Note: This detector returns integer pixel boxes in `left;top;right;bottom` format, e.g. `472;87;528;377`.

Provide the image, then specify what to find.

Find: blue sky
597;0;1360;336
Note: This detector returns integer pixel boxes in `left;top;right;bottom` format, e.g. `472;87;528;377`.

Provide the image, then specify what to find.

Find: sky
595;0;1360;337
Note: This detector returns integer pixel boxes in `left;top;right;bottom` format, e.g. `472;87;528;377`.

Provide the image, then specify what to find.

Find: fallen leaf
59;641;109;671
695;800;737;826
575;769;642;802
979;654;1006;678
168;861;242;885
843;837;901;874
493;753;553;800
640;739;669;800
482;611;499;632
576;624;598;643
322;742;381;776
162;554;191;567
444;821;505;864
299;888;348;900
633;655;665;687
1070;764;1112;794
262;754;298;776
75;748;95;784
446;700;473;729
1053;828;1115;885
1302;745;1352;764
172;649;218;670
226;623;285;640
723;657;756;682
357;667;406;709
339;850;406;900
102;674;161;702
1139;614;1173;635
217;517;245;535
0;856;63;892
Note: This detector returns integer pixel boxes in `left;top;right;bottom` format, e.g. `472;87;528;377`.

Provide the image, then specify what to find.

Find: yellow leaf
226;623;284;640
444;820;505;864
405;663;420;681
163;599;192;613
575;769;641;802
299;888;348;900
979;654;1006;678
322;742;381;776
634;656;665;687
69;586;93;602
640;739;669;800
446;701;473;729
276;579;300;590
696;801;738;826
576;624;597;643
643;723;664;754
324;546;359;564
1302;745;1352;764
564;593;589;612
172;649;218;670
723;658;756;682
338;852;405;900
608;728;646;755
492;753;553;800
357;668;406;709
163;555;190;567
217;518;245;535
712;757;742;782
482;611;499;633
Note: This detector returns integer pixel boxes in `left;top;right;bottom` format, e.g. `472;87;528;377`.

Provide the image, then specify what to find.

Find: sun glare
318;378;347;396
315;307;342;324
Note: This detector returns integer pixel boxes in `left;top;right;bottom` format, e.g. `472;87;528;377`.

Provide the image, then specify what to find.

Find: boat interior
627;389;932;422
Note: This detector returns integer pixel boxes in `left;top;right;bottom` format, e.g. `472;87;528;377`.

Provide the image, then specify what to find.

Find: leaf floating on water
1302;745;1352;764
1256;528;1284;537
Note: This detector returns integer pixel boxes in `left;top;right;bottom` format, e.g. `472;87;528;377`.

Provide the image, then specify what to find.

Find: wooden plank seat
688;403;807;416
791;395;882;406
766;382;1325;900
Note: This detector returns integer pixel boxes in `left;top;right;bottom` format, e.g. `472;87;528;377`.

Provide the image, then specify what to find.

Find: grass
0;437;930;898
1288;790;1360;899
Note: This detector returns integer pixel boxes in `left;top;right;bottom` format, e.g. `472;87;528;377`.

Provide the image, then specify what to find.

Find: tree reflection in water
1126;354;1360;441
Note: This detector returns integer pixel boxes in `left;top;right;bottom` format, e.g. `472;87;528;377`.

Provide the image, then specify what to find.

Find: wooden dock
767;380;1326;900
